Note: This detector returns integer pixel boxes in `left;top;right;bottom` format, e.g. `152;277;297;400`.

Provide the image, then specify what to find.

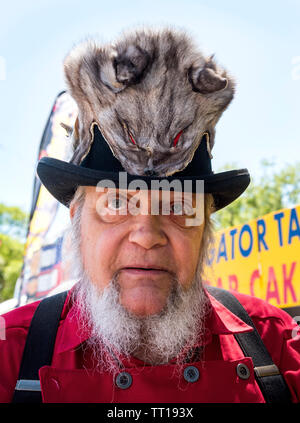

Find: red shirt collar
55;286;253;355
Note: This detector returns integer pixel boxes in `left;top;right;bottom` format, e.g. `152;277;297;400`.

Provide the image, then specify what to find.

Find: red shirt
0;287;299;403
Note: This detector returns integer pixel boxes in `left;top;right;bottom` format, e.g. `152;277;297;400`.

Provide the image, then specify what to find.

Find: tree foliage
0;204;28;302
213;160;300;230
0;203;28;240
0;234;24;301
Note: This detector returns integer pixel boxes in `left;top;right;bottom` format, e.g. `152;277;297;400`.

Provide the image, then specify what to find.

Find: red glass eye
129;132;136;145
173;130;183;147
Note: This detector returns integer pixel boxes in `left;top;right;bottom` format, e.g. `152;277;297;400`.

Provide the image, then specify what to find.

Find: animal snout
144;167;157;176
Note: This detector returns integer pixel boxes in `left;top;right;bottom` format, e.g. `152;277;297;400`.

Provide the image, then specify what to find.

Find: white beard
66;203;211;375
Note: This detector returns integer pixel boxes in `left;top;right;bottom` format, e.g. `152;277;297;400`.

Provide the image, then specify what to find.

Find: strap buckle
254;364;280;378
15;379;41;392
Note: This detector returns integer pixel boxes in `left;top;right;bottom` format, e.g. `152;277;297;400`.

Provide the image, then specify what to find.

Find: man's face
70;186;205;317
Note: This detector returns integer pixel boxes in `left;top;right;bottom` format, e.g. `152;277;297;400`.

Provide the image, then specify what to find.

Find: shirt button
115;371;132;389
236;363;250;380
183;365;200;383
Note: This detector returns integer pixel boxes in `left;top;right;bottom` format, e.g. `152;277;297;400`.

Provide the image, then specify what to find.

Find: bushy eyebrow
101;188;198;205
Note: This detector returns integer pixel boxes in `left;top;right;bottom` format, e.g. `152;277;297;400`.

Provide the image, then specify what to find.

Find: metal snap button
236;363;250;380
183;365;200;383
115;371;132;389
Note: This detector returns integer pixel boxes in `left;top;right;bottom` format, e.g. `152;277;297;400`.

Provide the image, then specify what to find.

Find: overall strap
206;286;291;403
12;290;68;403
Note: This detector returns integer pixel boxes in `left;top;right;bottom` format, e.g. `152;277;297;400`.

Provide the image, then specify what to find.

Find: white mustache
72;266;209;374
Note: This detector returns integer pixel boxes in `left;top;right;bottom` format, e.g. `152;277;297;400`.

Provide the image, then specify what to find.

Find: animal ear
113;45;150;86
188;60;228;94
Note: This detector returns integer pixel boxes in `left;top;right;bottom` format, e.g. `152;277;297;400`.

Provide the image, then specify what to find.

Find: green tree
0;203;28;240
214;160;300;230
0;234;25;301
0;204;28;301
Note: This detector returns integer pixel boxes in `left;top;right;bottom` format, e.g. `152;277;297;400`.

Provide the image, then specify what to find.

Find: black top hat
37;123;250;212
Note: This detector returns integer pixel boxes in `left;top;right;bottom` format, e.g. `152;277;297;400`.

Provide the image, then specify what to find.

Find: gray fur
63;27;235;176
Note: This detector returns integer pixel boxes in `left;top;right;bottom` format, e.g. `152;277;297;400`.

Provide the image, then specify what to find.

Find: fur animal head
63;28;235;176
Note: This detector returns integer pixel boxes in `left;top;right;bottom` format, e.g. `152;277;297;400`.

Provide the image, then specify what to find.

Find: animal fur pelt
63;27;235;176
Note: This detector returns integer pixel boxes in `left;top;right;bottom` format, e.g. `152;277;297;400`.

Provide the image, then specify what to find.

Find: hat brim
36;157;250;212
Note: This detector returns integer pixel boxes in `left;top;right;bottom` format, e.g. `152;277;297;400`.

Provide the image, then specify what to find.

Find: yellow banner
204;204;300;308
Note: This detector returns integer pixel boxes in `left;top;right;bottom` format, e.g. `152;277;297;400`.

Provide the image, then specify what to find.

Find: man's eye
170;201;194;216
107;196;127;210
171;202;184;214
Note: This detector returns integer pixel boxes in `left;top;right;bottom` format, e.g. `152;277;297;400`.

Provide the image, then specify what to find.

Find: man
0;27;299;403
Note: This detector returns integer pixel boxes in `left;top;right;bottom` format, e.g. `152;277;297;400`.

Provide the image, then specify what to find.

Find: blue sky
1;0;300;213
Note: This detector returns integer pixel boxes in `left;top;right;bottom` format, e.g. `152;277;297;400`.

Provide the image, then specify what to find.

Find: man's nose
128;214;168;250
